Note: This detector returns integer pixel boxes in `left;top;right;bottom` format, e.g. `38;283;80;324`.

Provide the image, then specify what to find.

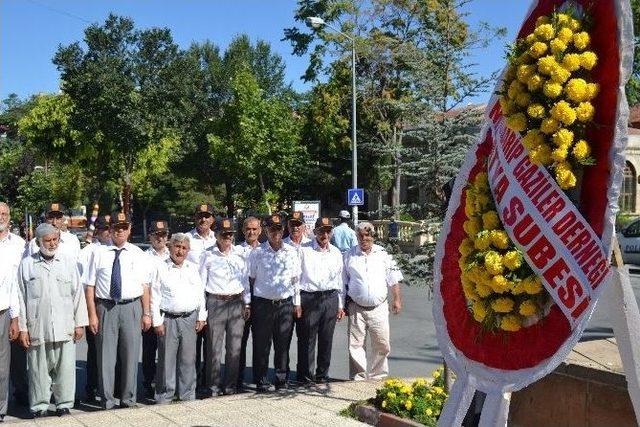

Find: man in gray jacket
17;223;88;417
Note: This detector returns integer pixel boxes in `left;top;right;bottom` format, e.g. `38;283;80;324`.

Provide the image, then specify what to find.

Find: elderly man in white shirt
343;221;403;381
296;217;344;385
200;219;249;396
84;212;152;409
249;214;301;392
17;223;88;417
152;233;206;404
0;202;22;419
76;214;111;402
283;211;311;249
235;216;261;389
142;219;170;398
25;203;80;260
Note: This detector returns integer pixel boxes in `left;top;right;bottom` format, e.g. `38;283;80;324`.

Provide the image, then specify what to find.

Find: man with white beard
17;223;88;417
0;202;23;419
25;203;80;260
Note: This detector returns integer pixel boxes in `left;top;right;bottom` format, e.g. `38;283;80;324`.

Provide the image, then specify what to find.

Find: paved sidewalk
5;380;382;426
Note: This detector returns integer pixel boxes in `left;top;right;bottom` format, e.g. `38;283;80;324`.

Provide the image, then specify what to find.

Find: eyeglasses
112;224;129;232
196;213;212;219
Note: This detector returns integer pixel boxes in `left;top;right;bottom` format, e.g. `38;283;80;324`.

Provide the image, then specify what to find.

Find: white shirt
200;245;249;304
85;242;150;300
151;258;206;327
27;230;81;260
299;239;345;308
146;246;170;262
0;233;25;317
283;235;311;249
77;241;110;283
186;228;216;264
234;241;259;261
249;242;301;304
343;244;403;307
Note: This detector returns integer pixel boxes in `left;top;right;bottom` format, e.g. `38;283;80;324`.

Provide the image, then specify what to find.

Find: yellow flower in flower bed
519;299;538;316
500;314;522;332
491;297;515;313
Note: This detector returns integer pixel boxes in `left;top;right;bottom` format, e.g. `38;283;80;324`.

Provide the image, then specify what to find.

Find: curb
354;403;424;427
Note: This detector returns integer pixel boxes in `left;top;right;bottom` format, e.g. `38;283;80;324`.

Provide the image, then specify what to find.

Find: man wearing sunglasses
296;217;344;385
84;212;152;409
283;211;311;249
25;203;81;260
200;218;249;396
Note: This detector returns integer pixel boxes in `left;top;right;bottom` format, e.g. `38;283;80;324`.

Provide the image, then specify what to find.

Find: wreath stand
441;236;640;426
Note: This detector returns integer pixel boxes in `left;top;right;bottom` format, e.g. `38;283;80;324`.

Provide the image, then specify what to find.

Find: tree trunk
122;172;132;215
258;172;271;215
391;126;402;210
224;181;235;217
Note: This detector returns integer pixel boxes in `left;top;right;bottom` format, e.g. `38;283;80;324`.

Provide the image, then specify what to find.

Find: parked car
617;218;640;265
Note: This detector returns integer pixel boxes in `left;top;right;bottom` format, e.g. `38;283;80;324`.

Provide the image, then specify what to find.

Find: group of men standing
0;201;403;419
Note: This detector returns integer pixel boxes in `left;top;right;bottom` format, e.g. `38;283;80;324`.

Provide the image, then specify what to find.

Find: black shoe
119;402;139;409
275;381;289;391
143;385;154;399
32;410;48;418
55;408;70;417
223;388;237;396
315;376;330;384
256;383;272;393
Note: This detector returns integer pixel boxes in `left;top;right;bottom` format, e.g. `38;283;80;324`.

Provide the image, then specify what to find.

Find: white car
617;218;640;265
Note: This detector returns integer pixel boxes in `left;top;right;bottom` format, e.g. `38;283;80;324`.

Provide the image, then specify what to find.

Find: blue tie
110;249;123;301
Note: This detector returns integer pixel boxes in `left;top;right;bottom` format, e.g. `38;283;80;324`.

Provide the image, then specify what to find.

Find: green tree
627;0;640;105
208;68;306;214
53;14;192;214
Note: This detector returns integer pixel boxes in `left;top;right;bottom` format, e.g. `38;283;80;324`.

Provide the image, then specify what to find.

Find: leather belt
98;297;140;305
207;292;242;302
254;296;292;306
301;289;337;297
161;310;195;318
351;298;386;311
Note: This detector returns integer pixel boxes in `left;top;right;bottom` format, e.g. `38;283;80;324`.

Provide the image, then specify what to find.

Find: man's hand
73;327;84;342
19;331;30;349
141;314;152;331
243;307;251;321
294;305;302;319
9;318;19;341
88;314;99;335
155;325;165;336
195;321;205;332
391;298;402;315
336;309;345;322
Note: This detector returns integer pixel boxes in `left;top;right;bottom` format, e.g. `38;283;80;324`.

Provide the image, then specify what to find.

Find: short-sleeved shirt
299;239;345;308
248;242;301;304
186;228;216;264
200;245;249;304
331;223;358;253
0;233;25;317
343;244;403;307
151;258;206;327
84;242;149;300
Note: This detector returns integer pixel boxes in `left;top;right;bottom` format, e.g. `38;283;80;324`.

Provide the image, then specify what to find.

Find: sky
0;0;531;104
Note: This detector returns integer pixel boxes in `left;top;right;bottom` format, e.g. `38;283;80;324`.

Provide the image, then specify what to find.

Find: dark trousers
85;327;98;396
196;329;207;390
142;328;157;389
296;290;339;382
251;296;294;387
10;341;27;405
238;318;251;385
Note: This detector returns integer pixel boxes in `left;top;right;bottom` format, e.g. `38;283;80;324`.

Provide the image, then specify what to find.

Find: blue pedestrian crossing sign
347;188;364;206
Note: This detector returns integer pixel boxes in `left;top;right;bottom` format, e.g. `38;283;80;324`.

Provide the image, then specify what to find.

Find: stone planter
354;403;425;427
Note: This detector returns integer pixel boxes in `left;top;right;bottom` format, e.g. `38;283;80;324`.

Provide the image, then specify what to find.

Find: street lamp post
307;16;359;225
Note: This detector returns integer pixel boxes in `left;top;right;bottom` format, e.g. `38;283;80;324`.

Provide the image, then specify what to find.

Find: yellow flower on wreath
550;38;567;54
550;65;571;84
474;233;492;250
527;103;545;119
552;128;574;147
528;41;548;58
482;210;500;230
491;297;515;313
562;53;581;72
587;82;600;99
484;251;504;275
500;314;522;332
490;230;510;250
522;129;544;150
503;250;522;271
490;274;509;293
537;55;558;76
565;78;589;102
529;144;553;165
542;81;563;99
506;113;527;133
573;139;591;161
556;27;573;43
580;51;598;70
527;74;545;92
519;299;538;316
575;102;595;122
573;31;590;50
540;117;560;134
534;23;555;41
476;282;492;298
550;101;576;125
555;161;577;189
552;146;569;162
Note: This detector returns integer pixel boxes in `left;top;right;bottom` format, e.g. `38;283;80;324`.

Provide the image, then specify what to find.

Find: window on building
619;161;636;213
